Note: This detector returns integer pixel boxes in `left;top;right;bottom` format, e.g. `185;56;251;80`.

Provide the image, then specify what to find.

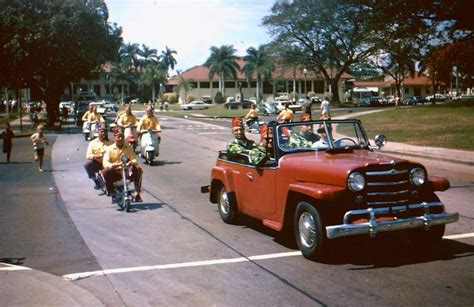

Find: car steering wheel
334;138;358;146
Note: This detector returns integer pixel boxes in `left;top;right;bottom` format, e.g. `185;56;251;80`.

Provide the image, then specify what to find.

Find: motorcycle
140;128;160;165
244;118;264;134
82;120;98;141
113;154;134;212
124;124;138;151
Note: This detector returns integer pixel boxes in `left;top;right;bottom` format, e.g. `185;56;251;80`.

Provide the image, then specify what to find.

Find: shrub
163;93;178;104
214;91;224;104
307;91;316;98
187;94;195;102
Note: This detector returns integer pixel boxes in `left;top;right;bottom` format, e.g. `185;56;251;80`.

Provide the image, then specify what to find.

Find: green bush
214;91;224;104
163;93;178;104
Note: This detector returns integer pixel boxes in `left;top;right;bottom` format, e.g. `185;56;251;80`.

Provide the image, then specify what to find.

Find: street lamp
303;68;308;98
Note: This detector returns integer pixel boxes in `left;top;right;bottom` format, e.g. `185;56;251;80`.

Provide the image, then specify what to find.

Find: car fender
428;176;450;191
287;182;346;202
210;165;236;203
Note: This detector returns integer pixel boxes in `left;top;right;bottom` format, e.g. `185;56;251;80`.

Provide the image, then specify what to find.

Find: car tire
218;186;238;224
294;201;329;260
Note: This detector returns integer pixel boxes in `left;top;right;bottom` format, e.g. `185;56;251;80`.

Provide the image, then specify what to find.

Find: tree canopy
0;0;122;126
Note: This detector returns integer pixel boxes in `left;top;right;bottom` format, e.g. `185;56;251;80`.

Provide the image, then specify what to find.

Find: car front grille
363;162;412;208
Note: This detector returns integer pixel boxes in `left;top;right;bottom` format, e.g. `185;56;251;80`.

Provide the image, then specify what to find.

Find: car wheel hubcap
220;189;229;214
299;212;317;248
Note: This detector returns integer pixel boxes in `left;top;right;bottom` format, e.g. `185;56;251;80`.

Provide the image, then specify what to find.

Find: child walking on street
30;125;48;172
1;123;15;163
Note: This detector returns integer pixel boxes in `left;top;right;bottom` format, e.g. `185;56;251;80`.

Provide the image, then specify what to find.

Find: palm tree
138;44;158;69
204;45;240;95
108;60;130;103
119;43;140;70
242;45;274;102
160;46;177;76
139;62;166;102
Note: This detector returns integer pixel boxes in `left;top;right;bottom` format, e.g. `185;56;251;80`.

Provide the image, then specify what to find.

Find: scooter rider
84;126;112;189
116;103;138;145
102;129;143;203
137;105;161;137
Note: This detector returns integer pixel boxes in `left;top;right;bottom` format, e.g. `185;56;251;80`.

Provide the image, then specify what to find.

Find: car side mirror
374;134;387;149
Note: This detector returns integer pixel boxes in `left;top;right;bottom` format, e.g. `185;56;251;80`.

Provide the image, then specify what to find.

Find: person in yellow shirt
102;129;143;203
81;104;94;123
88;106;104;125
137;106;161;133
84;127;112;189
276;102;294;122
116;104;138;128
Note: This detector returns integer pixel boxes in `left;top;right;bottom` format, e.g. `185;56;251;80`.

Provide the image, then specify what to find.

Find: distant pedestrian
320;95;331;120
30;125;49;172
1;123;15;163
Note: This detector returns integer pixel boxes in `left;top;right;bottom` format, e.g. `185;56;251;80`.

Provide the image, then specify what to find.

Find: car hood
280;149;409;187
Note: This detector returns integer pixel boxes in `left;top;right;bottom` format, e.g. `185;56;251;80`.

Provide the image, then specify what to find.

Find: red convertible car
203;119;459;260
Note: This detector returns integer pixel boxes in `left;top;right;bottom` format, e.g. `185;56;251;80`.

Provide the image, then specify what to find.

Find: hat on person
231;117;243;130
300;113;311;121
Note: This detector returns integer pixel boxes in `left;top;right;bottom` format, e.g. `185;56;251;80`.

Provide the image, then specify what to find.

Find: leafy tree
139;62;166;102
138;44;158;69
119;43;140;71
263;0;380;103
0;0;122;127
204;45;240;95
242;45;275;102
214;91;224;104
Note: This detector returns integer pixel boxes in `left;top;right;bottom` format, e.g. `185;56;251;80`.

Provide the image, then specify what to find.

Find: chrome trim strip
365;169;408;176
367;180;409;186
367;190;409;196
367;199;410;206
326;201;458;239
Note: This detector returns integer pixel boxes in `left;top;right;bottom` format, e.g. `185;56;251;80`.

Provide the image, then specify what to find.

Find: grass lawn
355;102;474;151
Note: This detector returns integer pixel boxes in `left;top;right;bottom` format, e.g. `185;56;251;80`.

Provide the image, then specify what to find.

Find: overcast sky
106;0;275;76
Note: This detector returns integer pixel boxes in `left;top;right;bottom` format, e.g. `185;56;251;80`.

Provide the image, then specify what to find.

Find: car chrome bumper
326;202;459;239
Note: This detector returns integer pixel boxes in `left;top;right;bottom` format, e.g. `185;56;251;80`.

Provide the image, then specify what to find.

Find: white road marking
443;232;474;240
62;251;303;281
0;263;31;271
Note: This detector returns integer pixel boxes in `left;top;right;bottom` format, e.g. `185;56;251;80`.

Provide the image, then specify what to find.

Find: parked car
202;96;213;104
404;96;424;105
310;96;322;104
425;94;447;102
59;101;74;113
180;100;210;110
202;119;458;260
452;95;474;102
275;100;302;113
257;102;276;115
357;97;381;107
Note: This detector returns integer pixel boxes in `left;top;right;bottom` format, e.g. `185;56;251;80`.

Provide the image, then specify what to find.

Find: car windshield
276;120;369;152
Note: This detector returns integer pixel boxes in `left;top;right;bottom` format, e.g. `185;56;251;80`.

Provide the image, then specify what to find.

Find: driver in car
102;129;143;203
288;113;321;148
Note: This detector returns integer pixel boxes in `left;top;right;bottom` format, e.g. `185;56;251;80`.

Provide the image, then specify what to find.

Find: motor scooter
113;154;134;212
140;128;160;165
124;124;138;151
244;118;263;134
82;120;98;141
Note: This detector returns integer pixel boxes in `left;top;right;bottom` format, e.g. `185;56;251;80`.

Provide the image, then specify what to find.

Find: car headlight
348;172;365;192
410;167;426;186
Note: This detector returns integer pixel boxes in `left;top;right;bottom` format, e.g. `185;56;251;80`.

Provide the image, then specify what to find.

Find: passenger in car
288;113;321;148
227;117;268;165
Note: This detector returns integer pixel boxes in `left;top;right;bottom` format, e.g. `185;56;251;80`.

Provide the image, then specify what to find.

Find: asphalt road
1;113;473;306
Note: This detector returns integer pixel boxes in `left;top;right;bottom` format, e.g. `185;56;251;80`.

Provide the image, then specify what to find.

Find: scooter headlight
348;172;365;192
410;167;426;186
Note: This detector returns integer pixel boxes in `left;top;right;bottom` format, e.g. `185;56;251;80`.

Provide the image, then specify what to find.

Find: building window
314;80;324;93
404;87;409;94
212;82;219;88
190;82;198;88
94;85;100;96
200;81;210;88
250;81;257;88
240;81;248;87
225;81;235;88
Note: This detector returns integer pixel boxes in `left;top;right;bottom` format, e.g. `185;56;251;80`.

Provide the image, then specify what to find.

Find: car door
233;163;277;217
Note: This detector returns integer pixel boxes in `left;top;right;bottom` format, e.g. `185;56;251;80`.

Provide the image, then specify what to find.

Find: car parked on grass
425;94;447;102
180;100;210;111
452;95;474;102
202;119;458;261
404;96;424;105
